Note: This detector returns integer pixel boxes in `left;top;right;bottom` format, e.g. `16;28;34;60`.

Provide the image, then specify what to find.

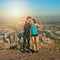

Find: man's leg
27;36;30;49
23;36;26;51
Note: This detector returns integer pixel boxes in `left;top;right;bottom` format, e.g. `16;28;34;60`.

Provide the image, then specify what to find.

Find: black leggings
23;35;30;50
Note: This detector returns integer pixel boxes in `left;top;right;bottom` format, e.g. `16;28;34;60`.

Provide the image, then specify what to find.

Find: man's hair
32;19;36;23
27;16;32;20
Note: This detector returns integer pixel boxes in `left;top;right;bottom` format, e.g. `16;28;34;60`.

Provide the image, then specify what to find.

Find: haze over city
0;0;60;24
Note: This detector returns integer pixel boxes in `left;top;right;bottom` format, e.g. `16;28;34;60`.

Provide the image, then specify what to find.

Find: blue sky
0;0;60;18
26;0;60;16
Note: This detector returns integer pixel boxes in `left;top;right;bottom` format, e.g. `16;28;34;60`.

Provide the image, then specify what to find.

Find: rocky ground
0;48;60;60
0;40;60;60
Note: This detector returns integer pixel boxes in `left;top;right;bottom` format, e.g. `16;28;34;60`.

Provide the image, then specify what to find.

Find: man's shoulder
25;22;30;26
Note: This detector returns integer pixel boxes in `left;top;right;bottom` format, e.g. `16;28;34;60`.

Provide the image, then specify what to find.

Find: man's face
27;18;32;23
28;18;32;21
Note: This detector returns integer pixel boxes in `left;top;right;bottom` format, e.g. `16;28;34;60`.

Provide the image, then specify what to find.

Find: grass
54;40;60;44
40;40;60;51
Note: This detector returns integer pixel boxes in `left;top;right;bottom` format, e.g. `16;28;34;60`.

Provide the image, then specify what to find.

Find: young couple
22;16;41;53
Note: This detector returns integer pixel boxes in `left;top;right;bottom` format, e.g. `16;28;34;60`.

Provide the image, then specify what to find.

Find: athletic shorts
32;34;38;37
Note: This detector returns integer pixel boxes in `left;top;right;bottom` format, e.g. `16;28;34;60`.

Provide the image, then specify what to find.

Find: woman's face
30;20;34;25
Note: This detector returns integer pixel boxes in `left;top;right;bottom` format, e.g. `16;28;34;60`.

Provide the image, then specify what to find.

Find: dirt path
0;49;60;60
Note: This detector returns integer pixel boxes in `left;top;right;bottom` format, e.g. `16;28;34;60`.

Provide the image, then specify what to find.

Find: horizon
0;0;60;23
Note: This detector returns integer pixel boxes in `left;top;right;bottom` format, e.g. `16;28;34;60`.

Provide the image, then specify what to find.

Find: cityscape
0;0;60;60
0;19;60;49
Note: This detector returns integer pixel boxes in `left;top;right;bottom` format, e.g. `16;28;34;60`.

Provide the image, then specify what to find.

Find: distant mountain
0;16;60;25
33;16;60;24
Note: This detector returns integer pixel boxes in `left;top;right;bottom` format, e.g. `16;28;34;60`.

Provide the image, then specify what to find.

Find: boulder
0;40;10;50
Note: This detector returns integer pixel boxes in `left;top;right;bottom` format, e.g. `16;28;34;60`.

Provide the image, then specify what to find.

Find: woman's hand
36;23;42;28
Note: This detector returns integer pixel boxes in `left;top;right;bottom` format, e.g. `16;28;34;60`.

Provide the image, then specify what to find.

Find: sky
0;0;60;19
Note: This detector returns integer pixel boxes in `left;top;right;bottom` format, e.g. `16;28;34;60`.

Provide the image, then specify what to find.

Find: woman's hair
32;19;36;23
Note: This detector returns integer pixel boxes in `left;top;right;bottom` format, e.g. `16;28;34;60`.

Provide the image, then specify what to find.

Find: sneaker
35;50;38;53
25;50;30;53
20;49;26;53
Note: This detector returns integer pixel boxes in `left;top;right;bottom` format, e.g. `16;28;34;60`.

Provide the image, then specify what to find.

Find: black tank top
24;23;30;35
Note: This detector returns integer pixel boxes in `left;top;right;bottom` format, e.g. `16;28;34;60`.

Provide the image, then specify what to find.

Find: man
23;16;32;53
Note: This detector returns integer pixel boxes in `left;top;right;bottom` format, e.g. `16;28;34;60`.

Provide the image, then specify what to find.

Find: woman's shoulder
34;23;37;26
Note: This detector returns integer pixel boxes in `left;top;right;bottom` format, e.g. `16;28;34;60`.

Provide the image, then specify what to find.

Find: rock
0;40;10;49
50;57;55;60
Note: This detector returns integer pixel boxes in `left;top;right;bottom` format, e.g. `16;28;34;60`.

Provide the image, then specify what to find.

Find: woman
30;19;42;53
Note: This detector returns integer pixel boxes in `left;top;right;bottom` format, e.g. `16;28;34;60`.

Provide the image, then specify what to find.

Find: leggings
23;35;30;50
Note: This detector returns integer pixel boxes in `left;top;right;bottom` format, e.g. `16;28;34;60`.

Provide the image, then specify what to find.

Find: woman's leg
35;36;39;51
32;37;36;51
